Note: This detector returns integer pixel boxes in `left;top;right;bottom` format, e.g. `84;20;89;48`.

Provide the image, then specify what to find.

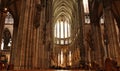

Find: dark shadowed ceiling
0;0;120;27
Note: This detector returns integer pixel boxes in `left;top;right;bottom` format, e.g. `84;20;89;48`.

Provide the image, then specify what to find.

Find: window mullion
55;25;56;43
63;21;65;44
54;20;71;45
67;21;69;44
59;20;61;44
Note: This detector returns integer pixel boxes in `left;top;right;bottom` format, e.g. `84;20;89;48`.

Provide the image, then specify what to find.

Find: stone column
103;0;119;64
113;18;120;65
0;12;6;50
91;21;104;67
78;0;85;66
10;17;19;65
88;0;104;67
13;0;36;69
36;0;52;69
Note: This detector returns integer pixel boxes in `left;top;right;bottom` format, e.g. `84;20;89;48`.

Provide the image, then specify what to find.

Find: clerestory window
83;0;89;14
54;20;71;45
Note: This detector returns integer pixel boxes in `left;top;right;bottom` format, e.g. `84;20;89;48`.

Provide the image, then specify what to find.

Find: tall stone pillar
12;0;52;69
104;10;119;61
113;18;120;65
103;0;119;63
88;0;104;67
13;0;36;69
10;17;19;65
78;0;85;66
0;12;6;50
91;21;104;67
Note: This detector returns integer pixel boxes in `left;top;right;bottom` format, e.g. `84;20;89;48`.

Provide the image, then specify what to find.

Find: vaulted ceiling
90;0;120;27
52;0;77;24
1;0;120;28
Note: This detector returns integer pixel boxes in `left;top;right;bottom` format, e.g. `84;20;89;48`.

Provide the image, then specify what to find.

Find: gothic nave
0;0;120;71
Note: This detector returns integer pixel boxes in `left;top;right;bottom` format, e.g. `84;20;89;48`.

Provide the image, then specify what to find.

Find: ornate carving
34;4;41;28
3;28;11;49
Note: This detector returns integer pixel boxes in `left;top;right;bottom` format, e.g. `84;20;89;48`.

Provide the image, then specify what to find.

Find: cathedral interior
0;0;120;71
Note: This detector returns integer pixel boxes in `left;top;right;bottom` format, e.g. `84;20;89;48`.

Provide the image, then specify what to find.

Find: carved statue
3;28;11;49
34;4;41;28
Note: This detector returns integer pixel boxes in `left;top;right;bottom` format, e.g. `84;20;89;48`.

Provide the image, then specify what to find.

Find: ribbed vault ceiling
52;0;77;24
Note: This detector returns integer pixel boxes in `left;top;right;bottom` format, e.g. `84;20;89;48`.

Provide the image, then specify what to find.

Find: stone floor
0;70;95;71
